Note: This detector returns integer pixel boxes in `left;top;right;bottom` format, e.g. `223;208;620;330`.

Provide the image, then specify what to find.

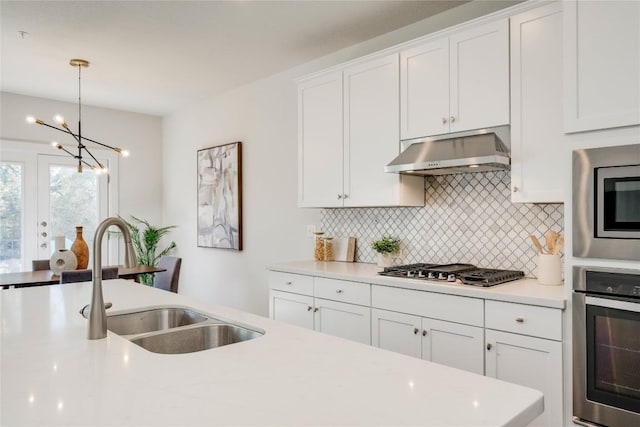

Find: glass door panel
37;154;108;265
0;162;24;273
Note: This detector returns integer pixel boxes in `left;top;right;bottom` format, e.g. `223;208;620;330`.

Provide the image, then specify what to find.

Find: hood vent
385;126;511;176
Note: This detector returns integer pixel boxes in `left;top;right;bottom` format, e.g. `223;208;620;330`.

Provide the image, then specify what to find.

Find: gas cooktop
378;263;525;287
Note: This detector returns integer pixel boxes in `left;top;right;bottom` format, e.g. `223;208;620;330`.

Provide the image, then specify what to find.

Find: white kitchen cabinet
298;54;424;208
270;290;314;330
564;0;640;132
485;300;563;427
297;71;344;207
510;2;565;203
400;19;509;140
269;273;371;344
371;308;484;375
315;298;371;345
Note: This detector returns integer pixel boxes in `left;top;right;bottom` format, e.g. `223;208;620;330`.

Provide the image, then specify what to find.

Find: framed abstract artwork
197;141;242;250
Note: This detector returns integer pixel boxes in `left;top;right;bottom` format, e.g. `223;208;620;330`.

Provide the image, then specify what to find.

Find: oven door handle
586;296;640;313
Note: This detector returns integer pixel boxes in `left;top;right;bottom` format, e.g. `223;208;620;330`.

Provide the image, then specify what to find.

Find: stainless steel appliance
573;144;640;261
378;263;524;287
385;125;511;176
573;266;640;426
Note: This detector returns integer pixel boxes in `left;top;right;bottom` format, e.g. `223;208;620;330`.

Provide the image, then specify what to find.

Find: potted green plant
371;236;400;267
120;215;177;285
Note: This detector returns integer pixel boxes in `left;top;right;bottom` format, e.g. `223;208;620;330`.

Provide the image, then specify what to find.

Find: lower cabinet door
372;309;421;358
269;290;314;330
314;298;371;345
422;318;484;375
485;329;563;427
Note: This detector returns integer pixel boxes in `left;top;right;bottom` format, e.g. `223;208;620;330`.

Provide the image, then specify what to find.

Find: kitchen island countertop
1;280;542;426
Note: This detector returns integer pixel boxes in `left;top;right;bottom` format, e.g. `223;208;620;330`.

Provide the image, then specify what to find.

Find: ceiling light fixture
26;59;129;173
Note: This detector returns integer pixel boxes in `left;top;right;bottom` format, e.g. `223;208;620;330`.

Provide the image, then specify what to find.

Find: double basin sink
106;307;264;354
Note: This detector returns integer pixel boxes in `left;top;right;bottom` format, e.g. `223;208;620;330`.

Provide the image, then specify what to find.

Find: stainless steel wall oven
573;144;640;261
573;266;640;426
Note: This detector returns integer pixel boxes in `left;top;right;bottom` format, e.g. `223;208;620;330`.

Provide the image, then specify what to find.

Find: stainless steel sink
105;306;264;353
130;323;263;354
107;307;209;336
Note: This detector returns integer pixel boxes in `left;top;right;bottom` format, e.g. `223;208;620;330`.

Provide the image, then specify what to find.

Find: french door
0;140;118;273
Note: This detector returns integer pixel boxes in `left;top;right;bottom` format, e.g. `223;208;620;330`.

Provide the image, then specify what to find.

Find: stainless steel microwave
573;144;640;261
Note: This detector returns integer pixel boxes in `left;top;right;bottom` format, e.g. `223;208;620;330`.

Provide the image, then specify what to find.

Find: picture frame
197;141;242;250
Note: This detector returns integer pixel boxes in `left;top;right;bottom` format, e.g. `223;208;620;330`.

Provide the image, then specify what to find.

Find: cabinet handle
335;289;343;294
441;117;447;124
487;343;493;351
307;306;313;311
422;330;427;337
285;281;292;286
516;317;524;323
450;116;456;123
413;328;419;335
40;221;47;227
337;194;343;199
313;307;319;313
513;186;519;193
41;232;48;237
343;194;348;199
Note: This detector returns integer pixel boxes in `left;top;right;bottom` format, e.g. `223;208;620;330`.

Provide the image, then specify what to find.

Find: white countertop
268;260;566;309
1;280;543;426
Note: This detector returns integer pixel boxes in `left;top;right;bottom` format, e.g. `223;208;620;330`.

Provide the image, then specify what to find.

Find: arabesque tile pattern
321;171;564;277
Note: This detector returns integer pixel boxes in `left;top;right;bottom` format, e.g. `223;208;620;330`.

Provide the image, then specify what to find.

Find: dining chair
59;267;119;284
153;256;181;293
32;259;51;271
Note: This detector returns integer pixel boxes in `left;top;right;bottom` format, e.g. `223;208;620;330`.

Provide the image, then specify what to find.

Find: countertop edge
267;260;567;309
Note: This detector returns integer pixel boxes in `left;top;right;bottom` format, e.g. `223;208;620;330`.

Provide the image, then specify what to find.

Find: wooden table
0;265;165;288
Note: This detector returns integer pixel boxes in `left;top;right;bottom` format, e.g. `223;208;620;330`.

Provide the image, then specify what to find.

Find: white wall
162;1;515;316
0;92;164;225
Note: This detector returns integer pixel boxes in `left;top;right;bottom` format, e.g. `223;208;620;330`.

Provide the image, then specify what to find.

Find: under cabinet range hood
385;126;511;176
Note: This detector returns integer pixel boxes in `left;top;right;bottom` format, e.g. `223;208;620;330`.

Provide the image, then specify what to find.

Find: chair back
60;267;119;284
32;259;51;271
154;257;181;293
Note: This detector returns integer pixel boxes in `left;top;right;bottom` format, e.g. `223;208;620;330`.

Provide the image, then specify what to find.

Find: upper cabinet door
343;53;405;207
298;71;344;207
450;20;510;133
510;2;565;203
400;38;450;140
564;0;640;133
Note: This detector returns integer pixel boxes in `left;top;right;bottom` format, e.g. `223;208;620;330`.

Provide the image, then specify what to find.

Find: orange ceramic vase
70;226;89;269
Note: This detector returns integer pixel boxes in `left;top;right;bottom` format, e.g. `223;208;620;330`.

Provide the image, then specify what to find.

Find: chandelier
26;59;129;173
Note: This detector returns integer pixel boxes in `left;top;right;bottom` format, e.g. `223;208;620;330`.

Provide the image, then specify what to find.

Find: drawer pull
285;281;293;286
516;317;525;323
414;328;419;335
313;307;319;313
487;343;493;351
307;306;313;311
336;289;343;294
422;330;427;337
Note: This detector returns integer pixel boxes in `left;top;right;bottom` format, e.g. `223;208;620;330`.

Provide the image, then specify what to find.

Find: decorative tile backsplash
321;171;564;277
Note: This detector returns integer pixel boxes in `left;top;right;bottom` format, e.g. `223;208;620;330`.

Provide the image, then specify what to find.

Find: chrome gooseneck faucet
88;216;137;340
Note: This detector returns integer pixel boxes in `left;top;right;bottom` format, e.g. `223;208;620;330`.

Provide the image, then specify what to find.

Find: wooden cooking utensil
530;235;545;254
553;234;564;255
544;230;559;255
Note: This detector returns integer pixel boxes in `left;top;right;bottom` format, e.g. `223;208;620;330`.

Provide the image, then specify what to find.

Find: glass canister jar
313;231;325;261
323;237;334;262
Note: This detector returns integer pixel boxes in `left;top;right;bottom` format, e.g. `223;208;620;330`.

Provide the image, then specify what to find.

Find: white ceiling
1;0;471;116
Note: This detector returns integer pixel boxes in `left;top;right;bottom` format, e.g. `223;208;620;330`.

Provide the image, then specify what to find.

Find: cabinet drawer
314;277;370;306
269;271;313;295
485;300;562;341
371;285;483;327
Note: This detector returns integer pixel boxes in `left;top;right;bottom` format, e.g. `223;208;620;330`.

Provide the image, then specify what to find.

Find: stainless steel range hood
385;126;511;176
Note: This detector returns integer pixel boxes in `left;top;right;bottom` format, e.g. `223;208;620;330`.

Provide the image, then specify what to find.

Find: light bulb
121;150;130;158
51;141;58;148
54;115;65;124
26;116;36;124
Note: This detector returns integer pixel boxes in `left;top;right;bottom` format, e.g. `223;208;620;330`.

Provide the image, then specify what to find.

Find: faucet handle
79;302;112;319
